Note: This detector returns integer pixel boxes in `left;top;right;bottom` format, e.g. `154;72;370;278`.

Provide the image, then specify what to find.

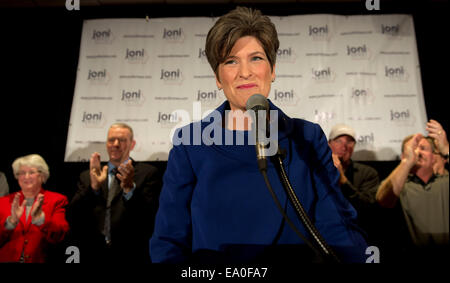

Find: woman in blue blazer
150;6;368;263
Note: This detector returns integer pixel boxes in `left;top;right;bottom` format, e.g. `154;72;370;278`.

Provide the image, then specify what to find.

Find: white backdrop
64;14;427;162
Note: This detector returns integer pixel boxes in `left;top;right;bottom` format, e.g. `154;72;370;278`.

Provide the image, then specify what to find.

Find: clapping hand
9;193;26;226
31;193;45;223
403;133;423;167
89;152;108;191
116;159;135;194
426;119;449;156
331;153;348;185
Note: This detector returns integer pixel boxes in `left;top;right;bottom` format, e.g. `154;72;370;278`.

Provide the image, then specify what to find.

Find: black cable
260;169;324;261
272;152;341;263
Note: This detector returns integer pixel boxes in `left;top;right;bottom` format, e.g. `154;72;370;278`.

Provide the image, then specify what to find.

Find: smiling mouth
237;84;257;89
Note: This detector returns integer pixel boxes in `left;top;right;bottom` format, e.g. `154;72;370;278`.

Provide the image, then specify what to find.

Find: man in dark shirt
328;124;380;243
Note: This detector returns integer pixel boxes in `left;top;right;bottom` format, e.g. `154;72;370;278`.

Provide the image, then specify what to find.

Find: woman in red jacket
0;154;69;263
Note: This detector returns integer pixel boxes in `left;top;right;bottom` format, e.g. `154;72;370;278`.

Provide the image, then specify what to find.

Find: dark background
0;0;447;197
0;0;448;264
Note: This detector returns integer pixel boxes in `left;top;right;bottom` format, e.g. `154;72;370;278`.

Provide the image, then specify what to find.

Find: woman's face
17;165;43;196
216;36;275;111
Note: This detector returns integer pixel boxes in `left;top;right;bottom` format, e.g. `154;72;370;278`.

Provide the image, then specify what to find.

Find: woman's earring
272;78;275;83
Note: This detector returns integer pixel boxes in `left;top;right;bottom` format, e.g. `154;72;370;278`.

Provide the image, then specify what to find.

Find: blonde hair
12;154;50;183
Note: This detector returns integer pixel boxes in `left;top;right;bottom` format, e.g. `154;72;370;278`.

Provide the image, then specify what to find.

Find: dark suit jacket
341;160;379;207
68;160;162;263
341;160;382;244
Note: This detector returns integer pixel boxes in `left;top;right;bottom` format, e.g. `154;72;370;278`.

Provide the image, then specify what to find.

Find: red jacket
0;189;69;263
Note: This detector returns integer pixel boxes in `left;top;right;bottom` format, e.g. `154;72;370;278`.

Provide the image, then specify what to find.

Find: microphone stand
257;143;340;263
269;147;341;263
248;97;340;262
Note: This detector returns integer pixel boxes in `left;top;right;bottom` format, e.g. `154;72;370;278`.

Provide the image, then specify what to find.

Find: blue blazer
150;100;368;263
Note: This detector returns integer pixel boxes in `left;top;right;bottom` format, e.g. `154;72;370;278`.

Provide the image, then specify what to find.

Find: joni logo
160;68;184;85
121;89;145;106
87;69;110;84
390;109;416;126
357;133;375;145
274;89;293;100
125;48;148;64
276;47;296;63
81;111;105;128
197;90;217;100
385;66;409;82
314;109;336;123
351;88;368;97
197;48;208;64
157;111;182;128
309;24;328;36
390;109;410;121
351;88;375;105
157;112;177;122
312;67;335;82
309;24;331;41
163;28;185;42
196;90;220;106
273;89;300;106
381;24;400;36
273;89;299;106
347;44;371;59
87;69;106;80
198;48;206;59
91;29;113;44
277;48;292;56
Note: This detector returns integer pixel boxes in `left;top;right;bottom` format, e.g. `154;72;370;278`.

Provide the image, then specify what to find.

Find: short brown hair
205;6;279;79
109;123;134;141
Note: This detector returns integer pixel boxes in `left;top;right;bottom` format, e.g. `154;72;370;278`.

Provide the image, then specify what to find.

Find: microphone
246;94;269;172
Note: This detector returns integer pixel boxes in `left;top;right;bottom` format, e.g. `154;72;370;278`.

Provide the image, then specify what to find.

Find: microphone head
246;94;269;111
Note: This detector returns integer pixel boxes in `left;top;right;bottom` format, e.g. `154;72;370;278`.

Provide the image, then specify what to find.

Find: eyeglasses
16;170;40;177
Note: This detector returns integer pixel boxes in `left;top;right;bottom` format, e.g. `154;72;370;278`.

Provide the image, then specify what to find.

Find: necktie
107;168;119;206
104;167;119;245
